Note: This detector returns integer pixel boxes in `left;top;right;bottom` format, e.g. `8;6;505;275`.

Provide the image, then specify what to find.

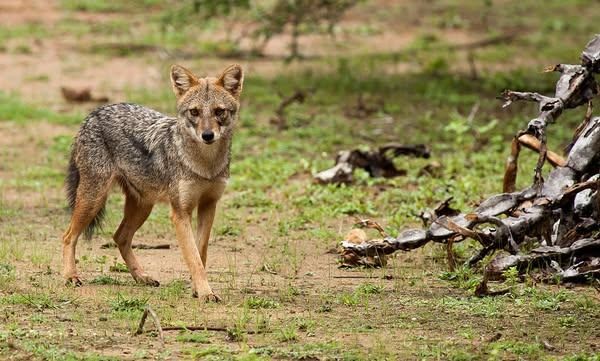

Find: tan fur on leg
171;205;220;302
113;194;158;286
196;200;218;267
62;193;108;285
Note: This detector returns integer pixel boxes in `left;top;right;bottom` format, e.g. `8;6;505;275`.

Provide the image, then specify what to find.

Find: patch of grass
0;263;15;277
183;345;228;358
562;354;600;361
1;293;57;310
0;24;48;43
0;239;25;262
109;293;148;312
439;296;506;318
60;0;161;12
90;275;124;285
217;224;242;237
356;283;384;295
158;279;187;300
244;296;279;309
109;261;129;273
0;92;82;125
175;331;210;344
276;323;298;342
530;289;568;311
439;265;481;291
487;340;543;359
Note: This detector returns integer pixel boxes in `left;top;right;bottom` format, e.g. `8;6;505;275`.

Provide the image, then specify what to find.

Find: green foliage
175;331;210;343
90;275;124;285
109;262;129;273
356;283;384;295
277;323;298;342
501;266;520;288
439;266;481;291
60;0;161;12
0;92;82;125
159;279;188;300
244;296;279;309
1;293;58;310
109;293;148;312
0;263;15;277
562;354;600;361
531;289;568;311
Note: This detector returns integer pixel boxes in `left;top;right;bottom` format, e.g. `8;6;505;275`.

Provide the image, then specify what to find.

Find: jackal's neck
176;126;231;180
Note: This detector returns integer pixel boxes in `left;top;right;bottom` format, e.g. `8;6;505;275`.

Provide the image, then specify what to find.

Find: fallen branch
270;89;311;130
517;134;566;167
339;35;600;283
161;326;260;334
100;243;171;250
136;306;165;348
314;144;430;184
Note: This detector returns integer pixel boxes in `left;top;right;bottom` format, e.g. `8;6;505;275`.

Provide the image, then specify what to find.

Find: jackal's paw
192;290;222;303
65;276;83;287
133;274;160;287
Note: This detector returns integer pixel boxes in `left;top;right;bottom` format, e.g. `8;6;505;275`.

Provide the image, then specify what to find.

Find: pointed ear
170;64;199;97
217;64;244;97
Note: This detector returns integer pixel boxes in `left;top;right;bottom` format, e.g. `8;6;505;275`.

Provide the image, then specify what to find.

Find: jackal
61;64;244;302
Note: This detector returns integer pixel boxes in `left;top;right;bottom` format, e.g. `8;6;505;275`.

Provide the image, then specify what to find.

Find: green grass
243;296;279;310
109;292;148;312
60;0;162;13
0;92;82;125
90;275;124;285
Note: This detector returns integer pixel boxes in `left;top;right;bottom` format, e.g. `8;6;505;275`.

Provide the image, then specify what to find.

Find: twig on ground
100;243;171;250
136;306;165;348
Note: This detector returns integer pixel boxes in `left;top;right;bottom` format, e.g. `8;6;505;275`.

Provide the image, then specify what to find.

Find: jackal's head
170;64;243;145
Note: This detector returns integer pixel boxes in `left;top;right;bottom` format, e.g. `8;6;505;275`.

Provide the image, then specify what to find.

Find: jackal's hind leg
62;190;109;286
113;194;158;286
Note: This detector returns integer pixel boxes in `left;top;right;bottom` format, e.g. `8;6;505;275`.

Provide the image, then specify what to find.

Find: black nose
201;131;214;142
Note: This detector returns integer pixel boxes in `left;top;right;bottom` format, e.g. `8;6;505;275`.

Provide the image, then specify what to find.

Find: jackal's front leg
171;205;220;302
196;200;218;267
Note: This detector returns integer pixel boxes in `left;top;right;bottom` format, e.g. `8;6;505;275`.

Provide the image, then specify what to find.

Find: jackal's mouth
203;139;216;145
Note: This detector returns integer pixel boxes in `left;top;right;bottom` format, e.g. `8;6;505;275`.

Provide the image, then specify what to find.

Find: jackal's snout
201;130;215;143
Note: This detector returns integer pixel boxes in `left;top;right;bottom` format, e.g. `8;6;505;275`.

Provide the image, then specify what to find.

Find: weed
439;265;481;291
487;340;543;359
356;283;384;295
159;279;187;300
90;275;124;285
502;266;520;289
277;323;298;342
562;354;600;361
109;262;129;273
109;293;148;312
532;289;568;311
558;315;577;328
0;263;15;276
294;317;316;333
175;331;210;344
1;293;57;310
244;296;279;309
0;92;82;124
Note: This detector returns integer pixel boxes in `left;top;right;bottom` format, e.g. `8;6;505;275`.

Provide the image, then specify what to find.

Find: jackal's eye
189;108;199;117
214;108;225;118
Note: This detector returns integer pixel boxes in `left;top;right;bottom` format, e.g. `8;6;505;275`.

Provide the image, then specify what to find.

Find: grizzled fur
66;102;233;237
62;64;243;301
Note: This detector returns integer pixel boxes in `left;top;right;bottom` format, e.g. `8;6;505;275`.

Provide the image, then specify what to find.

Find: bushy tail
65;155;105;240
